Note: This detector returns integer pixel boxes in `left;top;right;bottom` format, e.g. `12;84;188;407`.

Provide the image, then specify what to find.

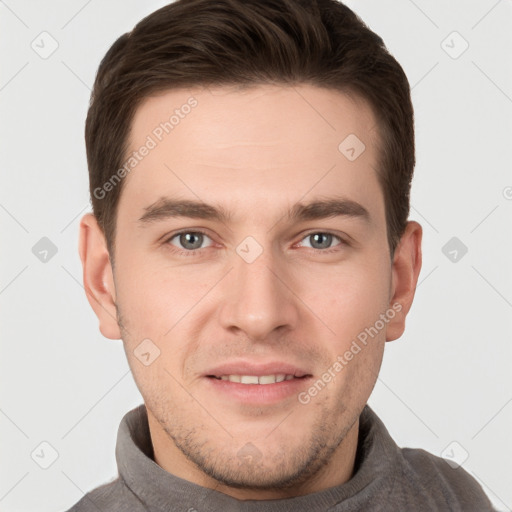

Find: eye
164;229;346;256
167;230;213;252
298;232;344;252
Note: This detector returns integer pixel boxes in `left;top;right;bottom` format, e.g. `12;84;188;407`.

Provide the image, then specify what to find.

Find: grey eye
171;232;211;250
302;233;341;250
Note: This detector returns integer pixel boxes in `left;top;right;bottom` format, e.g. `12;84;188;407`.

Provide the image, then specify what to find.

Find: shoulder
61;477;145;512
396;446;496;511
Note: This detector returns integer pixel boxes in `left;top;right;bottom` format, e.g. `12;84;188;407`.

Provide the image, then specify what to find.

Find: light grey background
1;1;511;511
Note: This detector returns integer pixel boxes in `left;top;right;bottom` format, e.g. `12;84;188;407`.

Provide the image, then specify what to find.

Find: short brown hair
85;0;414;256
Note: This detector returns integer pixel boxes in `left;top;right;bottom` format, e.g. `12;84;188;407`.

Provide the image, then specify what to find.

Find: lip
204;360;311;379
203;360;313;406
205;374;313;405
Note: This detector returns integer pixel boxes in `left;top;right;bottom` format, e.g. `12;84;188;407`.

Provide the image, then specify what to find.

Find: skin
79;84;422;500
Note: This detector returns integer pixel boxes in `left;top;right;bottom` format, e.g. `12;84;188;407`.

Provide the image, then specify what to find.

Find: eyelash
163;229;347;256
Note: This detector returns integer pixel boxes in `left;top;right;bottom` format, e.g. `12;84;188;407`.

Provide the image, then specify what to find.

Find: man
67;0;495;510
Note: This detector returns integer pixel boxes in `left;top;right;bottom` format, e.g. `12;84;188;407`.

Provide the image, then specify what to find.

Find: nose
218;243;300;342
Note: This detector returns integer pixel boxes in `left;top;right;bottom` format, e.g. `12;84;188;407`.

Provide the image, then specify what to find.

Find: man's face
85;85;419;499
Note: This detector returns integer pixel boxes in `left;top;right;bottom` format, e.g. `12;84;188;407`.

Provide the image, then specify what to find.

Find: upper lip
204;360;312;378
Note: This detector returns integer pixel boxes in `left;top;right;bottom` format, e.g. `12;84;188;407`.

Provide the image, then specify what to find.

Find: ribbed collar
116;402;400;512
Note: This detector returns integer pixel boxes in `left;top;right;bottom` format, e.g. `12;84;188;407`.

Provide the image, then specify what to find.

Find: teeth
240;375;259;384
259;374;279;384
216;374;298;384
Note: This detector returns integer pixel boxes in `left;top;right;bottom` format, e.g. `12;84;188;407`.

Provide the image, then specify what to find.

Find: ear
386;221;422;342
78;213;121;340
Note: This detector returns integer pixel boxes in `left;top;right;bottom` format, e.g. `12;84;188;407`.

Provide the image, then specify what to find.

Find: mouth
207;374;310;384
204;373;313;405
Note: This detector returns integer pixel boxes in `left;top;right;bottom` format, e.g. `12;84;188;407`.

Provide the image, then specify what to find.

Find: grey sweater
64;403;496;511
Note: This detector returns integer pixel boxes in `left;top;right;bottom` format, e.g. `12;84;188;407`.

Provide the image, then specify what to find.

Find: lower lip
204;376;312;405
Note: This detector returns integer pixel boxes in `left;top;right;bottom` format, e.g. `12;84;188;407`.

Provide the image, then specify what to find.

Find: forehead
119;84;383;226
129;84;378;158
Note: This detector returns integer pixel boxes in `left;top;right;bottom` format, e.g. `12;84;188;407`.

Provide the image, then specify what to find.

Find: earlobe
78;213;121;340
386;221;423;342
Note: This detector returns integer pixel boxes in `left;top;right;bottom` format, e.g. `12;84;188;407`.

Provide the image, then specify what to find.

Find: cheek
302;258;391;338
115;230;391;339
114;254;216;342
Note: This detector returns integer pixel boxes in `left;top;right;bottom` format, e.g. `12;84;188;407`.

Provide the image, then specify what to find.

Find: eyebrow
138;196;370;225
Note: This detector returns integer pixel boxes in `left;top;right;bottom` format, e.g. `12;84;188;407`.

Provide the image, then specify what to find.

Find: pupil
181;232;202;250
312;233;331;249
